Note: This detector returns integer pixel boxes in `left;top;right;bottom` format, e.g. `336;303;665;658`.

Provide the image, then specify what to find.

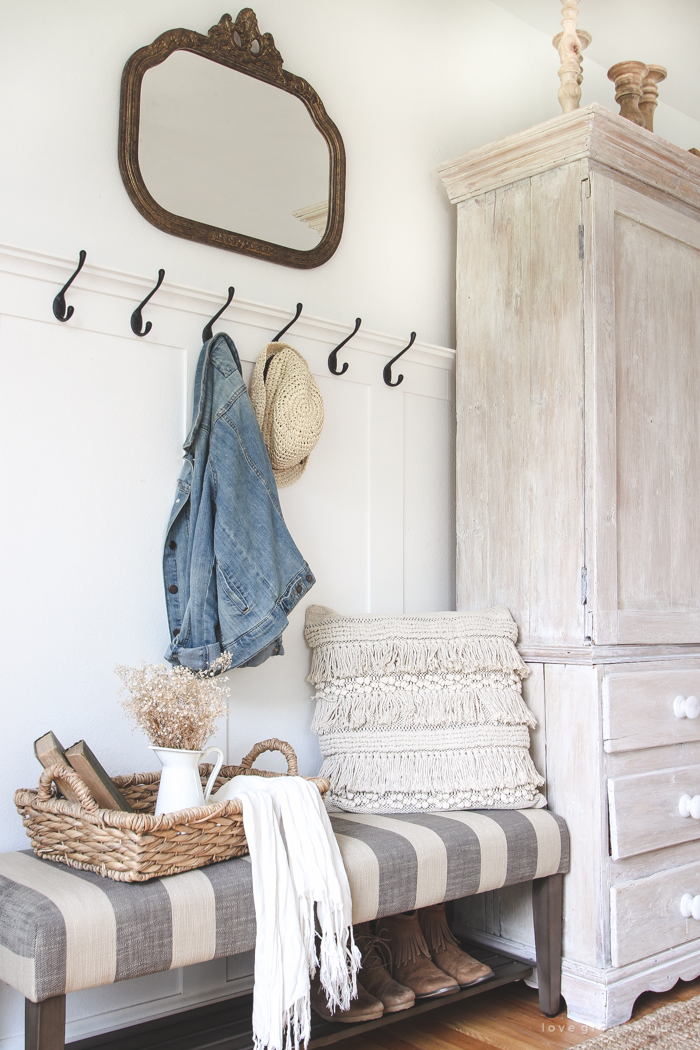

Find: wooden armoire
439;103;700;1029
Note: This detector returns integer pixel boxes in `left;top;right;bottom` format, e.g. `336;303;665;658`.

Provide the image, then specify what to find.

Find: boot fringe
418;905;461;955
378;916;431;969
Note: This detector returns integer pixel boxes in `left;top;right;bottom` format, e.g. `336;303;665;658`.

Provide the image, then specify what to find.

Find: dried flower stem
115;654;232;751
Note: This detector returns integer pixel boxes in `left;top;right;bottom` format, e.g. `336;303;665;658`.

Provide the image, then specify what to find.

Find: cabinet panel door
456;162;585;645
588;177;700;643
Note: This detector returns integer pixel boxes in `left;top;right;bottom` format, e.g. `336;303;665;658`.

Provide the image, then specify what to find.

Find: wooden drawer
611;859;700;967
603;670;700;753
608;763;700;859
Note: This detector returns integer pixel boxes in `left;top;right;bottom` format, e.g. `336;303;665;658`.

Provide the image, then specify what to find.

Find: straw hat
250;342;324;487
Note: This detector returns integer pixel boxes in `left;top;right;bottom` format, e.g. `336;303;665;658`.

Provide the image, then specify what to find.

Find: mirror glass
139;51;330;251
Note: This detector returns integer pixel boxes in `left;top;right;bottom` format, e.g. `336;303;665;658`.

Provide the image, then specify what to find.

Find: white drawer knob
681;893;700;919
679;794;700;819
674;695;700;719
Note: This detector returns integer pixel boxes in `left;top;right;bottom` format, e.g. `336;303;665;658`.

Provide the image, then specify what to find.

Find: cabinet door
586;175;700;644
455;161;586;645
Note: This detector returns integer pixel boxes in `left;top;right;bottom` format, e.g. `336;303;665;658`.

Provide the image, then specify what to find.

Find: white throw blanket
225;775;360;1050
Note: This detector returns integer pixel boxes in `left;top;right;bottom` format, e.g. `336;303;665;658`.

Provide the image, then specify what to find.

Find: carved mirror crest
119;9;345;268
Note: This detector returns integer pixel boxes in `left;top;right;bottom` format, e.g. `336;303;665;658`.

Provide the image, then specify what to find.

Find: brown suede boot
354;922;415;1013
418;904;494;988
309;975;384;1023
379;912;459;1000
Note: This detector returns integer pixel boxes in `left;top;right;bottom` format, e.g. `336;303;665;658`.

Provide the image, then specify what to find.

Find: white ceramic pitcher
149;745;224;815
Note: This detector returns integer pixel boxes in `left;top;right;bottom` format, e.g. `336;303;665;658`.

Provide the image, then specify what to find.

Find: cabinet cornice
439;103;700;213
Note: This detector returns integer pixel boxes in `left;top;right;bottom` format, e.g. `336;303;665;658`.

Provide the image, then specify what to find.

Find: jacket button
169;540;177;550
295;584;302;594
173;628;180;636
305;574;313;583
168;584;178;594
273;646;280;655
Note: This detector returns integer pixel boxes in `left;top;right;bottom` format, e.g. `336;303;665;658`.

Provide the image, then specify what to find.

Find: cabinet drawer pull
673;695;700;720
681;893;700;919
679;794;700;819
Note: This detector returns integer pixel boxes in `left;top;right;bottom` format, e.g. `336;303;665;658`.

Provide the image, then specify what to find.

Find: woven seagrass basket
14;738;329;882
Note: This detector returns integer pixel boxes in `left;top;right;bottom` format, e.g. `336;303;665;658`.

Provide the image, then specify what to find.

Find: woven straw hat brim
250;342;324;487
273;456;310;487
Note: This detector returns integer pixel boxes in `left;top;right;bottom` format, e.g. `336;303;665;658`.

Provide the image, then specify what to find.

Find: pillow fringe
311;687;535;733
319;746;544;796
308;636;528;683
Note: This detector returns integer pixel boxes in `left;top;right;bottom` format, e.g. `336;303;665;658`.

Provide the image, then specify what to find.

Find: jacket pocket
216;561;251;614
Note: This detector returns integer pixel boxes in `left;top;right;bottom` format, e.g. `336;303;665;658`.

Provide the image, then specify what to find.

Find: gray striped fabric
0;809;568;1002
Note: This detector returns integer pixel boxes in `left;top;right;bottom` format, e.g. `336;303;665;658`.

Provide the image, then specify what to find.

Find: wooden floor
338;974;700;1050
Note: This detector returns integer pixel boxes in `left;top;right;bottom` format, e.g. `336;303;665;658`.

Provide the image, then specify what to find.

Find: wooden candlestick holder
607;61;649;127
639;65;668;132
552;0;591;113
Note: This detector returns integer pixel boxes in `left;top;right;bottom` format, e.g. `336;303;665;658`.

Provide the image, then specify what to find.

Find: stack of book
34;731;132;812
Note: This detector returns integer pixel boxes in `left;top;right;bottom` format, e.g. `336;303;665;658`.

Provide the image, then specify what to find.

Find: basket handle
36;764;100;811
239;738;298;776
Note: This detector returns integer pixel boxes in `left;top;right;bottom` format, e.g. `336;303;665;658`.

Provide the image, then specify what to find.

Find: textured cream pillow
305;605;545;814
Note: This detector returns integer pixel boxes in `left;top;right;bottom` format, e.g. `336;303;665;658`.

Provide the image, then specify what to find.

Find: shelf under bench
66;945;531;1050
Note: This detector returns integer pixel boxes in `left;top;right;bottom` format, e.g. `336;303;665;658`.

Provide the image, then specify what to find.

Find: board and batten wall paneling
403;392;456;615
0;245;455;1050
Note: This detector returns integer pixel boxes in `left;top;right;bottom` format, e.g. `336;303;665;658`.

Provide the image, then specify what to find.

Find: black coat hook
328;318;361;376
131;269;165;337
202;286;235;343
273;302;303;343
383;332;417;387
53;250;87;322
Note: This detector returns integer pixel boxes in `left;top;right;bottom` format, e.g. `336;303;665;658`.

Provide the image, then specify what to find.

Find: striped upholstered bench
0;809;569;1050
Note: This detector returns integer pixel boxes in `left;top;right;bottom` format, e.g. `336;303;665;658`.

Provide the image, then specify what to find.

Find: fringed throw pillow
304;605;545;814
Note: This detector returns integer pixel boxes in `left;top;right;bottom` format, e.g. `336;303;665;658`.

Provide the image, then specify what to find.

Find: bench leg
25;996;65;1050
532;873;563;1018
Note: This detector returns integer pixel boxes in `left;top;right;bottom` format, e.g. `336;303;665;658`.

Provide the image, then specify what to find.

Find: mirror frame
118;9;346;269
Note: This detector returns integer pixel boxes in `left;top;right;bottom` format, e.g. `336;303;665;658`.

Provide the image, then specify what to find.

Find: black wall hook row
202;286;235;344
273;302;303;343
383;331;417;387
52;250;87;322
328;317;361;376
131;269;165;337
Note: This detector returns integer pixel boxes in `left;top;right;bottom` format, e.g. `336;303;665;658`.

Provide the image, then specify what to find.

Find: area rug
573;995;700;1048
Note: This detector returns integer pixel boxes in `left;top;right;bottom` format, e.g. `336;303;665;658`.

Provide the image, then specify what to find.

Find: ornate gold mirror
119;10;345;268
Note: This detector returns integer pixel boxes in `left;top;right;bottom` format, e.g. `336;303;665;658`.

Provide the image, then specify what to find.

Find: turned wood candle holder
607;61;649;127
552;0;591;114
639;65;667;132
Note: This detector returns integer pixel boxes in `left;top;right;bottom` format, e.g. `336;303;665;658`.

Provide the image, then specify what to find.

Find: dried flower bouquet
115;654;231;751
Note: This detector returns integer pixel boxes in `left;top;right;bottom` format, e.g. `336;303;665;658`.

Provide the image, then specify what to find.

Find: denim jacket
163;334;315;671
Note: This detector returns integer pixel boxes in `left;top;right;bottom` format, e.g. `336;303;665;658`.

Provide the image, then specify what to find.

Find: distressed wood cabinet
440;103;700;1029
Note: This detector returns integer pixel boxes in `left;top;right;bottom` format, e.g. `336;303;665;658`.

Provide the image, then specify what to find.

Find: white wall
2;1;700;1045
0;246;455;1048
